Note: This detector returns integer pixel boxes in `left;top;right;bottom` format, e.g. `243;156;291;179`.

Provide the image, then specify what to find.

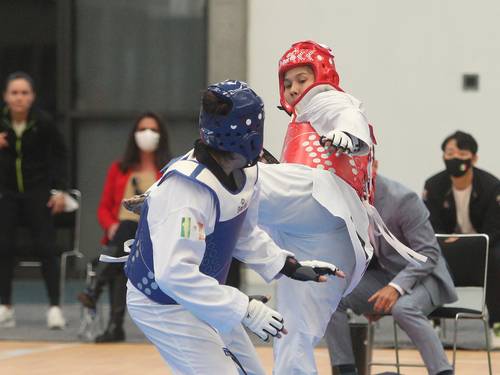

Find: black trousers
226;259;242;289
0;189;60;306
93;220;137;328
487;242;500;326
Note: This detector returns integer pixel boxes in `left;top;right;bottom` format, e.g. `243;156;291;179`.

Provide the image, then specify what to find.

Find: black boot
332;364;358;375
95;321;125;343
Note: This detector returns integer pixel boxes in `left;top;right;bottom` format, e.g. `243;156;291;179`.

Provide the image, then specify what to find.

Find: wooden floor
0;341;497;374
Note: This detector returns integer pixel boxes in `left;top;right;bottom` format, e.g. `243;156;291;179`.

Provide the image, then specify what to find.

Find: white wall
248;0;500;193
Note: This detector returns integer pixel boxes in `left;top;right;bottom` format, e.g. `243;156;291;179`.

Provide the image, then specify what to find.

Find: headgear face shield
199;80;265;166
278;40;340;114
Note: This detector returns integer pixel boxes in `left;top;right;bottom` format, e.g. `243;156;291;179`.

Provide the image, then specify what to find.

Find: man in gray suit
325;174;457;375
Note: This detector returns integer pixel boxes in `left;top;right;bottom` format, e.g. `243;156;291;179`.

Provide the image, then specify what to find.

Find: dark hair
441;130;478;154
4;71;35;92
199;90;233;160
202;90;231;115
119;112;171;172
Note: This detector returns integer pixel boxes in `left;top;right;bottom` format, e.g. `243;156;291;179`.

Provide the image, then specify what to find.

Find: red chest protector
280;121;376;203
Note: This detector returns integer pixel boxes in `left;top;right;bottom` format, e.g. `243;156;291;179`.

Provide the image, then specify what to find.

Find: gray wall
76;0;207;260
248;0;500;193
77;0;248;261
207;0;247;83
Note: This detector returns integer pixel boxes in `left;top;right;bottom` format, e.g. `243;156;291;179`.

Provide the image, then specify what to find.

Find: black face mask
444;158;472;177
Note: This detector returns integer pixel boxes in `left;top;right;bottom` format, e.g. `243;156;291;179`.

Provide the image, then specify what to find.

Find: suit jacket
374;175;457;306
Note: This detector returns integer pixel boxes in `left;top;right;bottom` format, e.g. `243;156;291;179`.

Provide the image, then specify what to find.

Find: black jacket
0;106;68;192
423;167;500;246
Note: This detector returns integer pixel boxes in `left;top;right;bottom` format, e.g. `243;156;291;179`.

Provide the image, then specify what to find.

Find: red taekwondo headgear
278;40;341;115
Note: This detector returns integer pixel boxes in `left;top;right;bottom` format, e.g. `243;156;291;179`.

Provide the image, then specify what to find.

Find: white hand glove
242;299;285;342
300;260;345;279
323;130;354;153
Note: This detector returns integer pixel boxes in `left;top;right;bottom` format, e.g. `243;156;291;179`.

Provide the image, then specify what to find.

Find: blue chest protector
125;156;258;305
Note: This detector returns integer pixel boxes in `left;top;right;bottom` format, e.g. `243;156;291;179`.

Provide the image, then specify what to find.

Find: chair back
16;189;81;263
436;233;489;312
59;189;81;253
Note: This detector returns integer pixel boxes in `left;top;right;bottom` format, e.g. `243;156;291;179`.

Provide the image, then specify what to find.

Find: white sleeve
296;90;372;155
233;179;293;282
148;175;249;333
389;282;405;296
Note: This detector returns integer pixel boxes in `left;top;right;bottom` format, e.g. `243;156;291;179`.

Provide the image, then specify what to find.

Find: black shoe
77;288;97;310
95;325;125;343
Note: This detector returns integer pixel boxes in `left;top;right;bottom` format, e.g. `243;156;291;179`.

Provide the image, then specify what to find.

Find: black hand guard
313;266;337;276
280;256;325;282
289;266;321;282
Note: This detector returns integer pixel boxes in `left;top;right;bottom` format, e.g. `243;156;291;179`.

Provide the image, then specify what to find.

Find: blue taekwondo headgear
199;80;265;166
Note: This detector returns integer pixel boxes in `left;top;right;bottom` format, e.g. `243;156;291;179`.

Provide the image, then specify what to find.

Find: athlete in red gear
278;40;376;203
269;41;425;375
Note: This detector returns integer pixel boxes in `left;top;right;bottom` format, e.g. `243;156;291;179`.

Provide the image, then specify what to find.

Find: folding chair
366;313;414;374
58;189;85;303
16;189;84;304
429;233;492;374
366;233;493;375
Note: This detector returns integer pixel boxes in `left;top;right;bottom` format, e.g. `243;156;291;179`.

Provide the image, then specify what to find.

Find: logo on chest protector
180;217;206;240
237;198;248;214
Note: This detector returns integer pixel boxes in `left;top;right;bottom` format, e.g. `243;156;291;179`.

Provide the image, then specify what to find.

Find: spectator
77;112;170;342
325;173;457;375
0;71;68;329
423;130;500;347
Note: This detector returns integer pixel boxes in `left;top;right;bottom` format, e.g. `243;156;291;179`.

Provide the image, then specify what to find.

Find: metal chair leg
393;320;401;375
441;318;447;339
452;317;459;370
482;317;493;375
60;250;85;305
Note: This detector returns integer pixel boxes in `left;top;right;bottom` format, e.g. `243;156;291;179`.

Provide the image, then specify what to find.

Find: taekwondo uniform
125;151;292;375
262;88;374;375
104;80;343;374
267;40;425;374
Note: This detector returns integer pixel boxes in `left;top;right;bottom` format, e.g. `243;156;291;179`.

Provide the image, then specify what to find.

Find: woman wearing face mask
78;112;170;342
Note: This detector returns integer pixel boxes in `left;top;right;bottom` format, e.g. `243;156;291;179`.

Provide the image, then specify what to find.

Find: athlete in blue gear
119;80;343;375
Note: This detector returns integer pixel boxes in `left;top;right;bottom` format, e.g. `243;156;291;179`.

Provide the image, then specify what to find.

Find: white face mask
134;129;160;152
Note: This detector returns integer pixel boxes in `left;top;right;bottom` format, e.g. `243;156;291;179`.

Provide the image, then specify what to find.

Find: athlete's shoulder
150;172;215;214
